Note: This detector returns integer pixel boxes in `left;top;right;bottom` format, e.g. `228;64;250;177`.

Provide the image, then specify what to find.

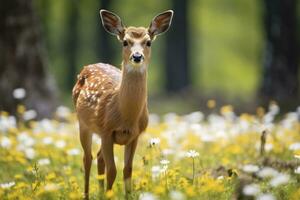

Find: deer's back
72;63;121;128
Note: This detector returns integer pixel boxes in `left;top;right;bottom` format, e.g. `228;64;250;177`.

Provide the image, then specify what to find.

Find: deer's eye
146;40;151;47
123;40;128;47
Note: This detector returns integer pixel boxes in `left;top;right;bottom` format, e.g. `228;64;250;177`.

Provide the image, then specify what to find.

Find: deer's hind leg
97;148;105;191
79;124;93;199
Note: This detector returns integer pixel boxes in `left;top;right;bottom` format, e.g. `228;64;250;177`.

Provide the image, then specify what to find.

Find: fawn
72;9;173;198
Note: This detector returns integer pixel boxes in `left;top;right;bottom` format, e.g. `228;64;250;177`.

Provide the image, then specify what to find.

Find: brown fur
125;27;148;39
73;9;173;198
72;40;149;145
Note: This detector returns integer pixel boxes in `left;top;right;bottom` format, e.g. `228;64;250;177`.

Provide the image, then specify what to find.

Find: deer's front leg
101;136;116;190
123;138;138;193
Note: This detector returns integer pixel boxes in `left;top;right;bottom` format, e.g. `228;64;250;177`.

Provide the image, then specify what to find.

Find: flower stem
165;169;168;191
192;158;195;184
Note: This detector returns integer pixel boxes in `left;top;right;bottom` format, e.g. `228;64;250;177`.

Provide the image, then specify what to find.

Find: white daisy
160;159;170;165
149;138;160;146
242;164;259;173
242;184;260;196
186;150;199;158
0;181;15;189
13;88;26;99
38;158;51;166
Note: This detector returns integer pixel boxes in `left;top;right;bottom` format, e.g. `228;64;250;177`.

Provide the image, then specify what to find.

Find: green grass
0;105;300;199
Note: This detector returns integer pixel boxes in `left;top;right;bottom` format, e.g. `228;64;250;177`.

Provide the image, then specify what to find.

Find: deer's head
100;9;173;72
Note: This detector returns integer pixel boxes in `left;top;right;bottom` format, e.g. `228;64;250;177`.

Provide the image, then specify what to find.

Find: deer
72;9;173;198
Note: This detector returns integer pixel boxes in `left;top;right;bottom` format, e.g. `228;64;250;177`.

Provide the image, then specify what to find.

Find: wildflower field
1;104;300;200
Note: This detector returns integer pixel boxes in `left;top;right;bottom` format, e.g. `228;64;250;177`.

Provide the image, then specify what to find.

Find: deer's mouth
130;60;144;67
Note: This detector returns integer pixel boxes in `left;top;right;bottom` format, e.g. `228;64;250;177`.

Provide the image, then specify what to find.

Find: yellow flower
32;181;38;189
46;172;56;180
7;192;20;200
198;174;225;193
96;174;105;180
0;189;4;198
69;192;81;199
0;111;9;116
8;127;18;134
134;183;140;190
26;166;34;172
105;190;114;199
69;176;77;183
167;169;178;181
17;105;26;114
153;185;165;195
220;105;233;115
64;167;72;175
221;157;230;165
6;155;14;162
291;188;300;200
227;144;242;155
178;177;189;188
140;178;148;188
15;182;26;189
185;187;196;197
57;181;65;187
207;99;216;108
14;174;23;179
240;113;254;122
15;156;26;164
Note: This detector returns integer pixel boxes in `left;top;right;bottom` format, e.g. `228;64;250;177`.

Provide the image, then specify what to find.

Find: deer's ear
148;10;173;38
100;9;125;39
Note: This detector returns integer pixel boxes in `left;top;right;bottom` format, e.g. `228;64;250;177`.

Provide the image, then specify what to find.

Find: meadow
0;103;300;200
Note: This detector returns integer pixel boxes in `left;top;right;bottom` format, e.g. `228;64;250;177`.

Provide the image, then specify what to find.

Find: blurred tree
95;0;114;63
65;0;80;90
260;0;299;108
0;0;57;117
36;0;50;46
165;0;190;92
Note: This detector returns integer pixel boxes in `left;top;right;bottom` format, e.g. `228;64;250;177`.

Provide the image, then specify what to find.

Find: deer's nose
132;52;143;63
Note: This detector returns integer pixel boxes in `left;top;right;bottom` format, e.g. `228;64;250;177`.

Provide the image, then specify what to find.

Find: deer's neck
117;63;147;125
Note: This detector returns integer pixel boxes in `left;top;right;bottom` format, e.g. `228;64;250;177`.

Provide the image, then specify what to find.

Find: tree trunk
165;0;190;92
36;0;50;46
0;0;57;117
260;0;299;109
65;0;80;90
95;0;114;63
